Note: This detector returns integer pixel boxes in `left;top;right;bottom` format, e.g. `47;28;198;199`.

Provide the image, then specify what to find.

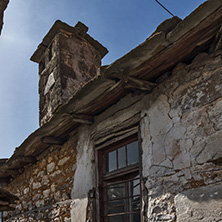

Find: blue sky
0;0;206;158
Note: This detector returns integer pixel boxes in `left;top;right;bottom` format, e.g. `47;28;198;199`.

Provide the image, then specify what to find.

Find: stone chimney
31;20;108;126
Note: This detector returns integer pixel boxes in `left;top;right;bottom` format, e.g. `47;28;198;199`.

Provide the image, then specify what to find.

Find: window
98;135;141;222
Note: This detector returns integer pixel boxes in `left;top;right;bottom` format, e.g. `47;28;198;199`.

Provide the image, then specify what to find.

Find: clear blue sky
0;0;206;158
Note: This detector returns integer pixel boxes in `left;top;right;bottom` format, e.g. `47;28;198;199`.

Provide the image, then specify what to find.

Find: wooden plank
0;205;15;211
71;113;94;124
41;136;68;145
121;77;156;91
77;81;127;115
0;200;9;206
132;7;222;81
5;170;19;176
17;156;36;164
7;156;36;169
0;159;8;166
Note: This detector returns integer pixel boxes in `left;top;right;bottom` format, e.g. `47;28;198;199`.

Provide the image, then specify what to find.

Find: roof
1;0;222;180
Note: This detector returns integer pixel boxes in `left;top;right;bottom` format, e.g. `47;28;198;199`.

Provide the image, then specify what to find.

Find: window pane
107;183;125;200
107;150;117;172
132;196;140;204
118;147;126;169
108;203;125;214
127;141;139;165
108;199;125;206
133;179;140;196
133;213;141;222
108;215;125;222
132;202;140;211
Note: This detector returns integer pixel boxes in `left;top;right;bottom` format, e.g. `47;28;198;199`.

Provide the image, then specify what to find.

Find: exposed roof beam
71;113;94;124
121;77;157;92
41;136;68;145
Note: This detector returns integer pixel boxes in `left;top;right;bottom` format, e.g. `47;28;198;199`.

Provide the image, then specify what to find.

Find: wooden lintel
71;114;94;125
121;77;157;92
41;136;68;145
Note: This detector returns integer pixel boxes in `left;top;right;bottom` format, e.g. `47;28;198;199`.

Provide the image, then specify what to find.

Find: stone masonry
141;50;222;221
4;132;78;221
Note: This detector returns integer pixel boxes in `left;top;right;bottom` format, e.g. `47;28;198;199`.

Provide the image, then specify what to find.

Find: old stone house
1;0;222;221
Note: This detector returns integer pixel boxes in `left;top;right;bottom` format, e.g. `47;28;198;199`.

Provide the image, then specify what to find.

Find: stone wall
3;50;222;221
141;50;222;221
4;133;78;221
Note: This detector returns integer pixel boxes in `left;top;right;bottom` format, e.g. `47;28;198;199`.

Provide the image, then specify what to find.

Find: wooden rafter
41;136;68;145
121;76;157;92
71;113;94;124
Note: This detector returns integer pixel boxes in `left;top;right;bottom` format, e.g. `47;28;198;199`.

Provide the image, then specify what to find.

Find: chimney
31;20;108;126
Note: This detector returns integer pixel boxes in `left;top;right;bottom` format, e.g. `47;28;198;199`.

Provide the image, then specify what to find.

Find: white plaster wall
140;52;222;221
71;125;95;222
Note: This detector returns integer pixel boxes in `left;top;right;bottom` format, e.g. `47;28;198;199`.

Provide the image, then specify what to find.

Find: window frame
96;134;142;222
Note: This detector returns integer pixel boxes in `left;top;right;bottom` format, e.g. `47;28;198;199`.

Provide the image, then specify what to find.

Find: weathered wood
0;200;9;205
7;156;36;170
95;126;138;149
41;136;68;145
103;2;222;81
132;6;222;81
77;81;126;115
0;205;15;211
0;158;8;166
60;77;116;114
71;113;94;124
0;188;19;203
17;156;36;163
215;25;222;51
121;77;156;91
5;170;19;176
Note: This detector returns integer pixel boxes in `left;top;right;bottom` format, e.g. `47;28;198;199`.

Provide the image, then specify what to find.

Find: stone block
196;131;222;164
175;182;222;222
47;162;55;173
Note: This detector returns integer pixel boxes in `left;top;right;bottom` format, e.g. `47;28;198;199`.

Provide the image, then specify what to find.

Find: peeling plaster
71;125;94;222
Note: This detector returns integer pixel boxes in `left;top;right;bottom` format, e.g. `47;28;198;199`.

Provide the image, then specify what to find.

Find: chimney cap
74;21;88;33
30;20;108;63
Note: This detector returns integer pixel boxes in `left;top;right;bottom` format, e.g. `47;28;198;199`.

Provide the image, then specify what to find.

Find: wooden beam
121;77;157;92
17;156;36;164
0;205;15;211
0;158;8;167
0;188;19;202
0;200;9;206
71;113;94;124
10;156;36;166
41;136;68;145
5;169;19;176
